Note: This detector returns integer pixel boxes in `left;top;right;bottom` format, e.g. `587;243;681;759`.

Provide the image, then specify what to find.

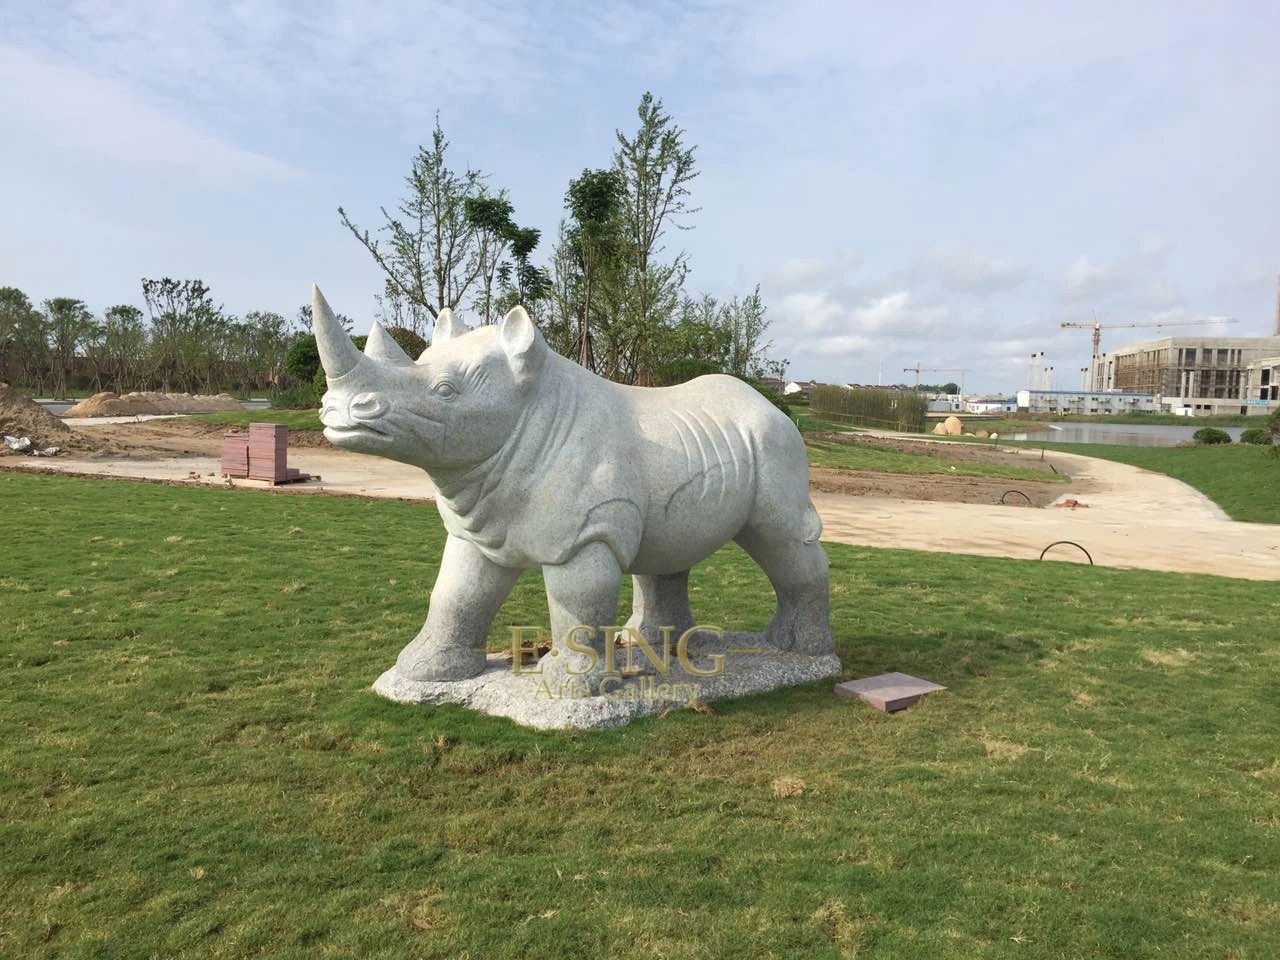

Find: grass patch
1027;441;1280;523
196;409;324;431
806;439;1067;483
796;413;862;433
7;473;1278;957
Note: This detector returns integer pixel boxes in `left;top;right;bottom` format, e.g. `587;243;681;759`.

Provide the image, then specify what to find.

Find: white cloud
1059;237;1173;304
0;44;297;184
767;252;862;293
918;247;1028;295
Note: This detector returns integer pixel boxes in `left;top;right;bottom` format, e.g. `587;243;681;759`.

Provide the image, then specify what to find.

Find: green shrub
387;326;426;358
1192;426;1232;445
284;334;321;383
286;332;369;384
1239;427;1273;445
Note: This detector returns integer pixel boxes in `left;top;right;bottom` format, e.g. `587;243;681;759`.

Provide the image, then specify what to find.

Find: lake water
1009;422;1247;447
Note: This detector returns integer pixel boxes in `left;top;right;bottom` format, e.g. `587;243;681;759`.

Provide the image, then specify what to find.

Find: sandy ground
4;418;1278;581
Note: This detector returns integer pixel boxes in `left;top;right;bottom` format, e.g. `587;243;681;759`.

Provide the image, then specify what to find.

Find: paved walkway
7;440;1278;582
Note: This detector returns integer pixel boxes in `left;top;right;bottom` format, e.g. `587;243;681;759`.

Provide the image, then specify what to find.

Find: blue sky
3;0;1278;393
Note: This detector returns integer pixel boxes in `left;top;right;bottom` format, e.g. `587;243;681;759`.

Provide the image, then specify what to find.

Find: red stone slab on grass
834;672;946;712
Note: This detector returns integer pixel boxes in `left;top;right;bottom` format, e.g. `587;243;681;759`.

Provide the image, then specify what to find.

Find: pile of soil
0;383;72;451
808;467;1067;507
63;417;332;459
64;391;243;418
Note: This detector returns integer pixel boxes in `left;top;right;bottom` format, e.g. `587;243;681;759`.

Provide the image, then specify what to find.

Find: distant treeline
0;279;299;398
810;384;928;432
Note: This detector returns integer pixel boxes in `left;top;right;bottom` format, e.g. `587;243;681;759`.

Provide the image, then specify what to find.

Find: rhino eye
434;382;458;400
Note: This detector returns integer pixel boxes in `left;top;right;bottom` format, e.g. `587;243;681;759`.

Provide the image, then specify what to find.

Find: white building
965;397;1018;414
1016;389;1159;415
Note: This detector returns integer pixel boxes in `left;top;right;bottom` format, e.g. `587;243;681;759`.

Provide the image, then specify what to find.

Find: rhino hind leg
393;534;520;682
735;503;835;656
625;571;696;648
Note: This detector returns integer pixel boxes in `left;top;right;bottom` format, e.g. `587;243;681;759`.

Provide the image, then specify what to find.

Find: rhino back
625;376;798;572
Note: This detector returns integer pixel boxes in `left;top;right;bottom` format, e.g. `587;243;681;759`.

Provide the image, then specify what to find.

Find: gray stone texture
374;631;842;730
310;286;838;720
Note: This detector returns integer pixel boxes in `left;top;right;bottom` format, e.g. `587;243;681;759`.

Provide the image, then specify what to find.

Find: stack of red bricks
220;423;308;484
220;431;249;477
248;423;289;483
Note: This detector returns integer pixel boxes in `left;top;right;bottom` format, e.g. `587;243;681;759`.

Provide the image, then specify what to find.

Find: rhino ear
499;306;544;379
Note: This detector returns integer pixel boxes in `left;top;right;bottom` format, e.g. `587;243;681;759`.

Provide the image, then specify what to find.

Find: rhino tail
802;500;823;544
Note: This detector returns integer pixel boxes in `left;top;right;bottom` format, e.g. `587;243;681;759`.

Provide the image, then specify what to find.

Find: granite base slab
373;631;841;730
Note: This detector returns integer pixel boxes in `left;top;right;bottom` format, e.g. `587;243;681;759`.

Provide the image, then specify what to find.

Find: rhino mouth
324;422;391;444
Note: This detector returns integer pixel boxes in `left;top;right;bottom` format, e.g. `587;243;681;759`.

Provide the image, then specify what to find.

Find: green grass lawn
806;438;1068;484
5;473;1279;958
196;409;325;431
795;413;861;433
1028;442;1280;523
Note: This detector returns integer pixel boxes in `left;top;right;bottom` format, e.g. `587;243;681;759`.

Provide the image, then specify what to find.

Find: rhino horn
311;286;364;380
363;320;414;367
428;307;463;350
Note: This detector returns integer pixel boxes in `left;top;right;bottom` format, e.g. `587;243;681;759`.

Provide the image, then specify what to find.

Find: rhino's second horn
364;320;415;367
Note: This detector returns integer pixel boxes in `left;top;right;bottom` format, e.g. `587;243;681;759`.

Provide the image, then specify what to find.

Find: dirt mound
808;466;1066;506
64;391;244;418
0;383;72;450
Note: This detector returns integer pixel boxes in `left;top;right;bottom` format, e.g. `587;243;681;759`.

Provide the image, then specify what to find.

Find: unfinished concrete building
1244;356;1280;408
1092;336;1280;415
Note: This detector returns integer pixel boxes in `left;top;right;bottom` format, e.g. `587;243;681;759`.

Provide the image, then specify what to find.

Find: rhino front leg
394;534;520;681
624;571;695;648
538;541;623;695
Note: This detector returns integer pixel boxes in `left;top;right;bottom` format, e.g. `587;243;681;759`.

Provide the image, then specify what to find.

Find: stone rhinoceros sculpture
311;287;833;692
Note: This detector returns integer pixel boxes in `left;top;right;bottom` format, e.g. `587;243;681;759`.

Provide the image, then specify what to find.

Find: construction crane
903;364;968;392
1060;317;1239;363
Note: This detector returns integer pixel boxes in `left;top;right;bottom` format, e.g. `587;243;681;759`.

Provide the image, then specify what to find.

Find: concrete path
7;442;1278;582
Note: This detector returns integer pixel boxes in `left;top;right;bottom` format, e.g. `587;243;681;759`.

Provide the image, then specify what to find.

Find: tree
95;305;147;392
613;91;700;384
373;279;432;341
0;287;38;383
242;310;291;391
505;226;550;305
563;168;626;371
141;278;223;391
942;382;960;395
43;297;95;397
297;303;353;333
464;192;515;324
721;285;771;379
340;115;485;317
